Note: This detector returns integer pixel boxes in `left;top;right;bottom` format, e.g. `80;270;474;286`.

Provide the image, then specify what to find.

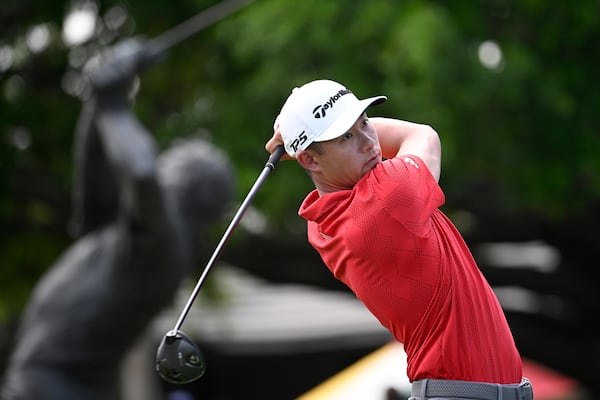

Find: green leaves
1;0;599;319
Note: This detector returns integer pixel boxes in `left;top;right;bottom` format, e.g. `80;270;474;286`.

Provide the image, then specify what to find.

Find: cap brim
313;95;387;143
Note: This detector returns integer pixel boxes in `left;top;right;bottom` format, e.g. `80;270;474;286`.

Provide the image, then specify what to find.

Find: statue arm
71;37;168;236
94;103;166;231
69;97;119;237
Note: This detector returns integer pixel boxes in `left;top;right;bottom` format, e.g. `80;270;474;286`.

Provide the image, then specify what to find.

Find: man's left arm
371;117;442;182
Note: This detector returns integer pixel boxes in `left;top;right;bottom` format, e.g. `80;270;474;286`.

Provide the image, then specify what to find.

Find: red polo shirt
299;155;523;384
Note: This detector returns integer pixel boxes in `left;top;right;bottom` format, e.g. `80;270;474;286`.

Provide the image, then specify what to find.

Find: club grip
265;145;285;170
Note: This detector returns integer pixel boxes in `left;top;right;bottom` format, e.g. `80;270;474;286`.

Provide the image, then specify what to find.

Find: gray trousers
409;377;533;400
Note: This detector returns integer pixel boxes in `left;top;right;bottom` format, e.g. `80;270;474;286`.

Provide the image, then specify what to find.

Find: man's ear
296;150;319;172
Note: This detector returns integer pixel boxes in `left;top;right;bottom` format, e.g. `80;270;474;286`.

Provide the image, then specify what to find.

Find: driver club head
156;329;206;384
155;145;285;385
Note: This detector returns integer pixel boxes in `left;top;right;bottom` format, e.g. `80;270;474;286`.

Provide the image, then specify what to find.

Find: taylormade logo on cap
312;88;352;119
276;79;386;157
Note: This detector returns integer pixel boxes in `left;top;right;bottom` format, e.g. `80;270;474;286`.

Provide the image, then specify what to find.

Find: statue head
158;138;236;235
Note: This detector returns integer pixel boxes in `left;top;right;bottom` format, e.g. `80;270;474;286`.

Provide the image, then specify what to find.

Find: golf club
156;144;286;384
85;0;252;91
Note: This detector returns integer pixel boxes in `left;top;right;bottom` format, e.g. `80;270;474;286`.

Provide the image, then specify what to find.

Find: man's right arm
370;117;442;182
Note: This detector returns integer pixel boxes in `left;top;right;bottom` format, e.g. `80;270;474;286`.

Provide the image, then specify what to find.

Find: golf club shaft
172;145;286;331
140;0;253;71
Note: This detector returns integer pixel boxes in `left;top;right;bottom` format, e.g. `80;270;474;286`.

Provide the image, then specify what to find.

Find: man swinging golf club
265;79;533;400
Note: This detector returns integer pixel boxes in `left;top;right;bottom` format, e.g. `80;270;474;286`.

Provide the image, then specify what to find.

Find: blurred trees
1;0;599;395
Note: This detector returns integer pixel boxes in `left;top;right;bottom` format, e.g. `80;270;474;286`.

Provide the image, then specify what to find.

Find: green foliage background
1;0;599;319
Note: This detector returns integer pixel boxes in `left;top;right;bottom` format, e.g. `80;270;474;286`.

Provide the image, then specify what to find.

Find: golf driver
156;145;285;384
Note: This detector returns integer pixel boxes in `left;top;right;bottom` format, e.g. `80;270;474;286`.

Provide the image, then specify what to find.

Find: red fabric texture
299;155;522;384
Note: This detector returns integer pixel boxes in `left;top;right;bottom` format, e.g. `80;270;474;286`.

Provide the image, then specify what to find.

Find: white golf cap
276;79;387;157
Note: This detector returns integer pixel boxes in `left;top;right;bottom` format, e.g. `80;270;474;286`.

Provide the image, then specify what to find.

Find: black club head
156;330;206;384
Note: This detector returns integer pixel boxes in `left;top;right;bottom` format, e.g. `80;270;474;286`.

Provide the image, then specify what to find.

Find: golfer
265;79;533;400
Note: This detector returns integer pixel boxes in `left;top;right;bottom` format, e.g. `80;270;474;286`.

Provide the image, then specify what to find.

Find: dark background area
1;0;599;398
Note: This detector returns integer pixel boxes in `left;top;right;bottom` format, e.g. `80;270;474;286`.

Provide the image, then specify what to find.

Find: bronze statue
1;38;235;400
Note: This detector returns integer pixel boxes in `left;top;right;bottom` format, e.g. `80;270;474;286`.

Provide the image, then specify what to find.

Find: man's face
309;113;382;191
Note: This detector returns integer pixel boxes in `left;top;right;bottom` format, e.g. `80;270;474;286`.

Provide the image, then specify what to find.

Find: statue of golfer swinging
0;1;253;396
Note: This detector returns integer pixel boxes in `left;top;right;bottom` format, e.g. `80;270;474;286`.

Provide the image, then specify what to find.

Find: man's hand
265;119;293;161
